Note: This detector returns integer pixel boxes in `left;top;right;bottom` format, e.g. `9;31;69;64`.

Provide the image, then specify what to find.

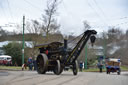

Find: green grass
0;66;25;70
82;68;105;72
120;66;128;71
0;65;128;72
82;66;128;72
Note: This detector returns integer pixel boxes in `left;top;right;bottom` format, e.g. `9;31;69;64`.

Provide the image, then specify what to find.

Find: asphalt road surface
0;70;128;85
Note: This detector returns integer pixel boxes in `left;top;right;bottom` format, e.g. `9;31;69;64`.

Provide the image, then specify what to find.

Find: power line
86;0;109;27
92;0;108;18
119;17;128;20
0;3;9;23
23;0;44;12
115;22;128;26
92;0;109;22
62;0;91;36
6;0;15;22
68;33;84;44
91;21;128;28
91;0;128;28
10;3;39;19
110;16;128;21
61;0;75;20
0;0;17;28
6;0;43;24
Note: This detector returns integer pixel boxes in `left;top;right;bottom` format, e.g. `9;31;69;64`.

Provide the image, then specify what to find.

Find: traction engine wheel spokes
36;54;48;74
72;60;78;75
53;60;61;75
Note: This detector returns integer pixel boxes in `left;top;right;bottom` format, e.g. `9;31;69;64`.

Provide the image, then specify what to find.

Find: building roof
0;41;33;48
0;55;11;58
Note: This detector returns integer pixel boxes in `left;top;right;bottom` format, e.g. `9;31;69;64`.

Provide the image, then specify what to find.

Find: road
0;70;128;85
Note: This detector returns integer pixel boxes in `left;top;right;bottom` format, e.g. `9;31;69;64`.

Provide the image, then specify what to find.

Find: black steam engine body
35;30;97;75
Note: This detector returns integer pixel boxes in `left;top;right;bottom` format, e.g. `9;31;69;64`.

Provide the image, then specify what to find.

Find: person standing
33;60;37;70
28;57;33;70
79;61;83;72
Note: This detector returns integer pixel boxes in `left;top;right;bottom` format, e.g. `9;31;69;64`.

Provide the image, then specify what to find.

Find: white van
0;55;12;65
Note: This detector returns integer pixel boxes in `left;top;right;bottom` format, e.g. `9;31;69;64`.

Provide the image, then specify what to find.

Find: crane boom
64;30;97;65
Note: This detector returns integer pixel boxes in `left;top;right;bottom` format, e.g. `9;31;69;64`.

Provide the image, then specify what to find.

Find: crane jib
64;30;97;65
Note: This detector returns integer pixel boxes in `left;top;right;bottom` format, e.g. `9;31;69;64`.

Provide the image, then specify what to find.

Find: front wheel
117;68;121;75
72;60;78;75
53;60;62;75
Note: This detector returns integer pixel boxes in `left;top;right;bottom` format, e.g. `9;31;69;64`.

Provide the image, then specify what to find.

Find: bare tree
13;20;42;58
41;0;61;37
126;30;128;36
12;0;61;58
25;20;43;58
26;20;41;34
0;27;7;36
107;27;123;42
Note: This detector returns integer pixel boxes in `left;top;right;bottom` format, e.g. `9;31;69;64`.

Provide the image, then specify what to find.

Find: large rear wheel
36;54;48;74
72;60;78;75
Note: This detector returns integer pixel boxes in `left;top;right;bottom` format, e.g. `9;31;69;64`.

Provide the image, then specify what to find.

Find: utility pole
85;45;88;69
22;15;25;65
103;38;106;69
104;38;106;59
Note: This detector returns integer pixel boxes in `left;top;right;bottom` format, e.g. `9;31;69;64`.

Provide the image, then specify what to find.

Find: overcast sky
0;0;128;35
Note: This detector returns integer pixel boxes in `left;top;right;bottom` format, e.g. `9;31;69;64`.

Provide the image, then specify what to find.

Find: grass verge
0;66;23;70
82;66;128;72
0;65;128;72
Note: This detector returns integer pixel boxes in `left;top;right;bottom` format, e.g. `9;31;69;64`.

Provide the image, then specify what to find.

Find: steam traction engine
35;30;97;75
